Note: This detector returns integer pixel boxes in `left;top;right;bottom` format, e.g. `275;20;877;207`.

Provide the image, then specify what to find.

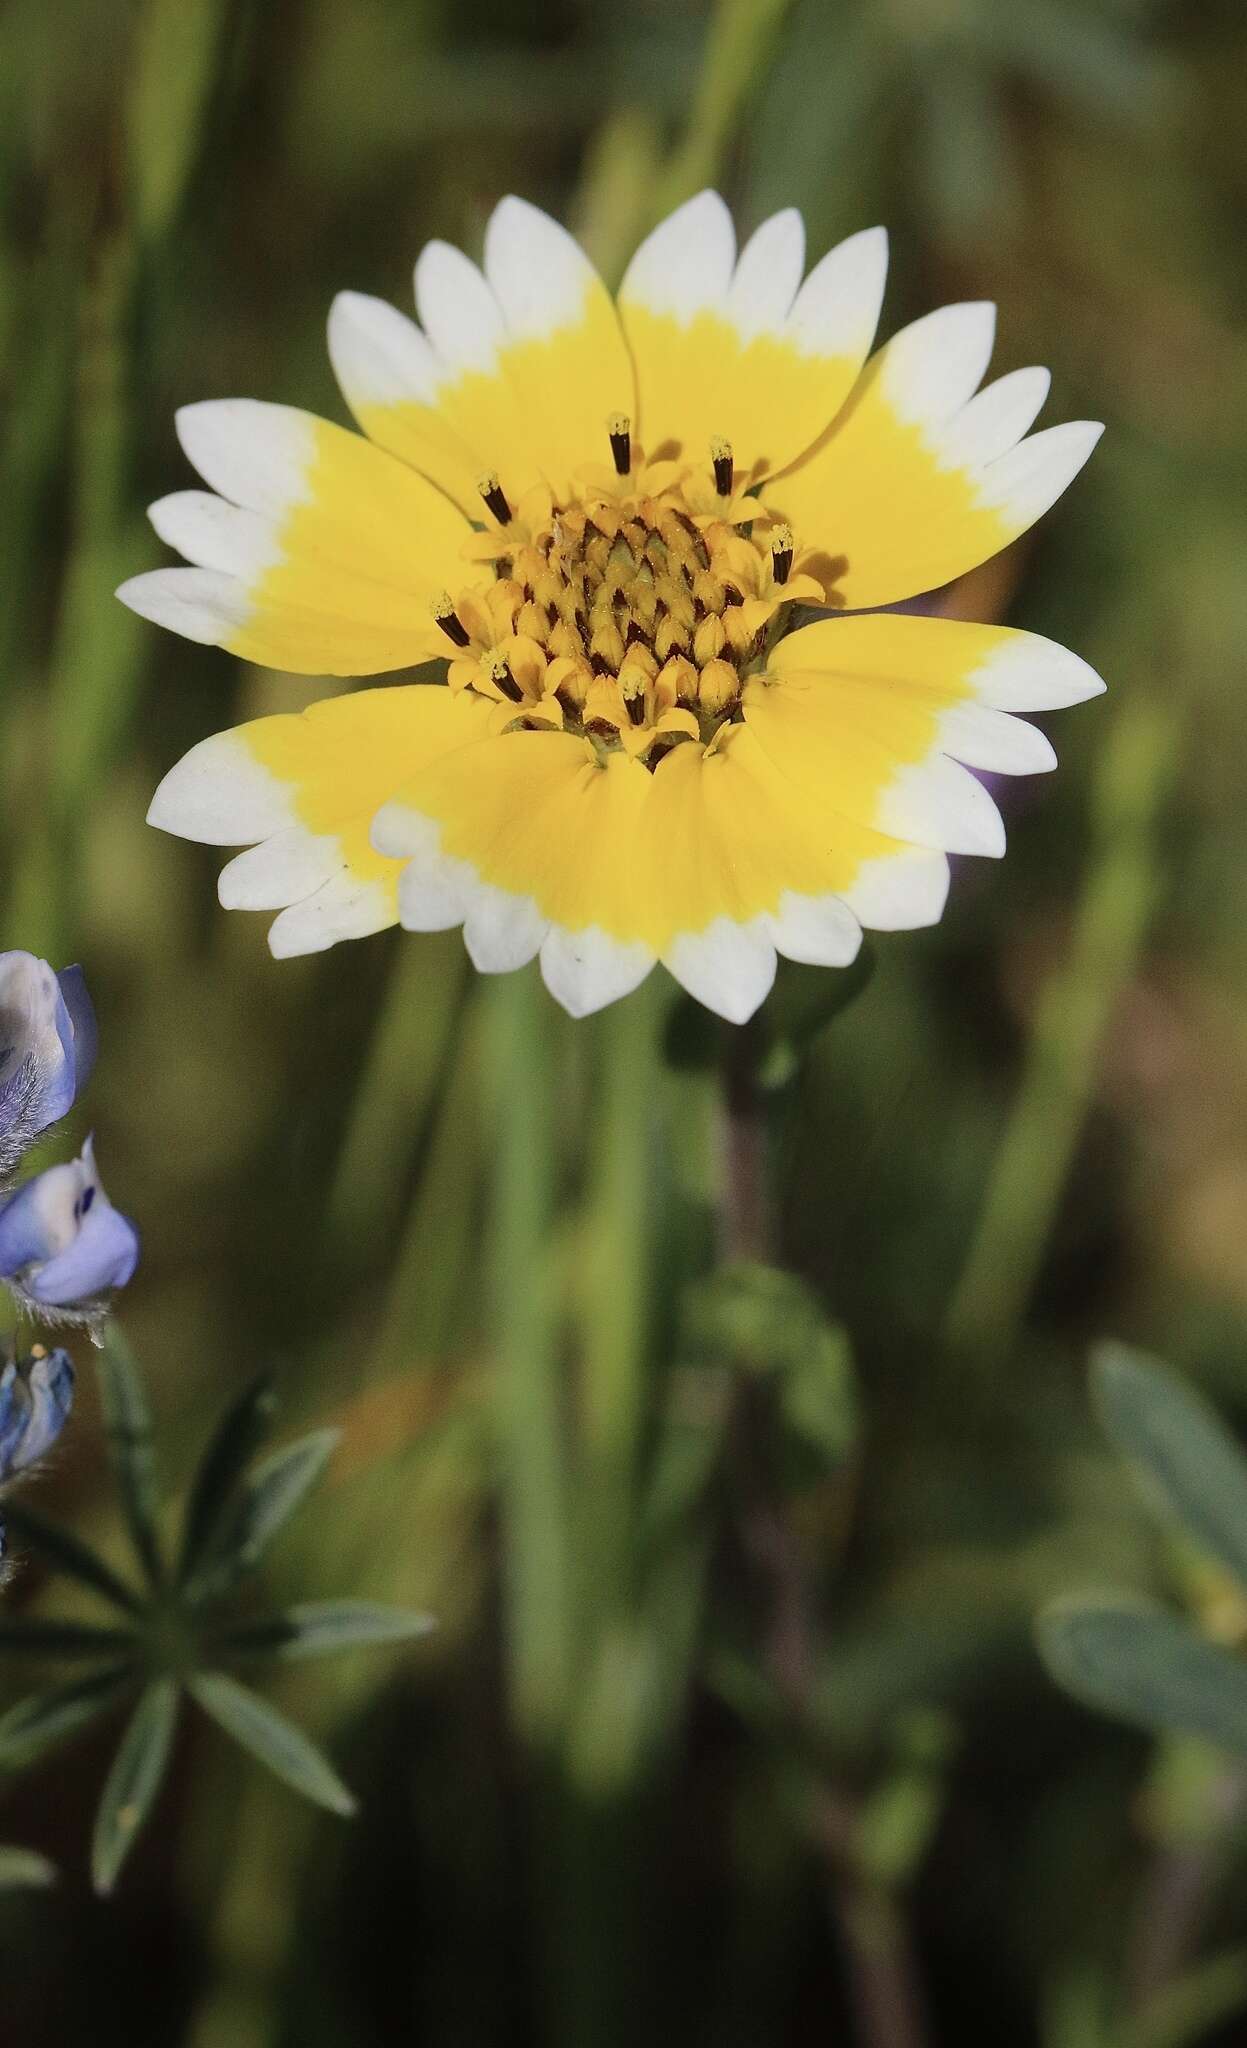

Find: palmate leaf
0;1845;57;1889
97;1325;164;1590
1092;1344;1247;1591
209;1601;435;1664
183;1430;340;1603
0;1664;135;1769
188;1672;356;1816
91;1678;180;1895
0;1501;144;1614
1038;1597;1247;1754
177;1374;277;1586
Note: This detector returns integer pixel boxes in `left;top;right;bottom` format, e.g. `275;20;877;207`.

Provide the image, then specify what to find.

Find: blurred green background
2;0;1247;2041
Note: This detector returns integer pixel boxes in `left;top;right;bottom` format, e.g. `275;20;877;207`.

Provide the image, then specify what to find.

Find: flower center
433;428;812;767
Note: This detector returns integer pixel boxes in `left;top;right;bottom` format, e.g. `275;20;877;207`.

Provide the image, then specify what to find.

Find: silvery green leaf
0;1845;56;1888
91;1678;179;1895
1092;1344;1247;1590
210;1601;435;1664
0;1618;139;1659
0;1501;143;1614
188;1672;356;1816
1038;1597;1247;1753
97;1326;163;1589
0;1664;135;1769
185;1429;339;1601
177;1374;277;1586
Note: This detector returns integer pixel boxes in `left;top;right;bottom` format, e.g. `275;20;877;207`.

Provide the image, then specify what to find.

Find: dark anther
489;656;524;703
433;596;471;648
622;682;648;726
477;472;512;525
770;527;794;586
711;436;734;498
608;413;632;476
82;1185;95;1214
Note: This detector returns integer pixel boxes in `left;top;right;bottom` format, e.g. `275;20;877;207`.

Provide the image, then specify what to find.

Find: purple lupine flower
0;1348;74;1479
0;1138;139;1324
0;953;98;1180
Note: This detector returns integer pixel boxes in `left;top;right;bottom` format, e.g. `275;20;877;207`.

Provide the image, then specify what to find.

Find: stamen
620;669;649;726
770;524;794;587
710;436;734;499
432;593;471;648
477;471;512;525
608;412;632;477
486;651;524;703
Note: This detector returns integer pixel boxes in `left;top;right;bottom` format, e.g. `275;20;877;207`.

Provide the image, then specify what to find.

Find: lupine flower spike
0;1347;75;1576
0;1137;140;1328
0;953;97;1179
122;193;1105;1023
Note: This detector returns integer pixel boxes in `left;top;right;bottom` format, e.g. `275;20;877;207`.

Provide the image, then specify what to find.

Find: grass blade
188;1672;356;1816
91;1678;179;1895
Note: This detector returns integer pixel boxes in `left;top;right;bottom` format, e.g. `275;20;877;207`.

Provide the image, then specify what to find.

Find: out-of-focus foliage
0;0;1246;2044
0;1331;432;1895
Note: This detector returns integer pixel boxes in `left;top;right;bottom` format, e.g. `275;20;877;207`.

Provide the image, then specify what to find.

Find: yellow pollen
443;463;807;767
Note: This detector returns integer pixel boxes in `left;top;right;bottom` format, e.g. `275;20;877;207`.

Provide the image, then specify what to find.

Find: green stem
652;0;796;220
488;969;571;1749
579;982;657;1597
945;698;1177;1356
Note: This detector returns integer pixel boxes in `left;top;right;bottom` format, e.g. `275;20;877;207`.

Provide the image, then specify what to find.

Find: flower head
121;193;1104;1021
0;954;97;1177
0;1138;140;1324
0;1347;74;1481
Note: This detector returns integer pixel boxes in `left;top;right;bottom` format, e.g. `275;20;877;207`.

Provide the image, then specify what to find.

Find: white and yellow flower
120;193;1104;1021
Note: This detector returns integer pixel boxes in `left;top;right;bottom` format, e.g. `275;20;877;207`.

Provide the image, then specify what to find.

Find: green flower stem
577;981;658;1617
651;0;796;223
945;697;1177;1356
487;969;571;1748
717;1044;932;2048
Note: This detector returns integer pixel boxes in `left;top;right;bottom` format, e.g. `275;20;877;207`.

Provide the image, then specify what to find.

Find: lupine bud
0;1138;139;1322
0;954;97;1180
0;1348;74;1480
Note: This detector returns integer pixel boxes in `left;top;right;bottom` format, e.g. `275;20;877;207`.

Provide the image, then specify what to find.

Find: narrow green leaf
1092;1344;1247;1590
185;1430;339;1601
0;1619;140;1660
188;1672;356;1816
1038;1598;1247;1753
91;1679;179;1895
210;1601;436;1664
177;1374;277;1586
0;1502;143;1614
0;1664;135;1769
97;1327;164;1589
0;1845;57;1889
